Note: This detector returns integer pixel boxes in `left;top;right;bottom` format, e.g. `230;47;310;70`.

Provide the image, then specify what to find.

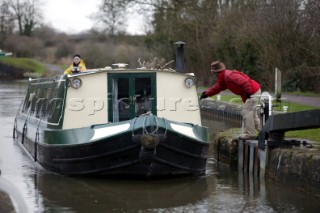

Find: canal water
0;81;319;213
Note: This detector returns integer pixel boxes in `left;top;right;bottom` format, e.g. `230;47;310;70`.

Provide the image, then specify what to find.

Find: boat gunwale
65;67;196;78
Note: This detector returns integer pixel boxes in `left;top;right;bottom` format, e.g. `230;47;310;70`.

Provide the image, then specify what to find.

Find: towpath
43;63;64;76
280;93;320;107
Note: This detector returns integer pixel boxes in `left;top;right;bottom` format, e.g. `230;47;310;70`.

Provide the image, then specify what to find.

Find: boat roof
66;66;195;78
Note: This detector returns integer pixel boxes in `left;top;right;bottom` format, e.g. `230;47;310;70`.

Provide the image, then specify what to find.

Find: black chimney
174;41;186;73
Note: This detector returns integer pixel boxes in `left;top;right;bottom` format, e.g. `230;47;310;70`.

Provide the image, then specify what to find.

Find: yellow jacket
64;60;87;74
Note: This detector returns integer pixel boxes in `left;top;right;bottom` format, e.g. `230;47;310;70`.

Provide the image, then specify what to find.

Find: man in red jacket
200;61;261;140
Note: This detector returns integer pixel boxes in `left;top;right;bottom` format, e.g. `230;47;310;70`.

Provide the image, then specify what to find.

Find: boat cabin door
108;73;156;122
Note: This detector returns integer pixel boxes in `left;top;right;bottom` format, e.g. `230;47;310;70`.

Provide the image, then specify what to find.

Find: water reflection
36;174;210;212
1;81;320;213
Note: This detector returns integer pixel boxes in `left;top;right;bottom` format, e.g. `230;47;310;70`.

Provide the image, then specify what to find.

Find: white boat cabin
57;67;201;129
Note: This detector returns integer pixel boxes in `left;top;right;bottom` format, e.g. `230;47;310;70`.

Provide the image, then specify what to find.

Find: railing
200;99;243;128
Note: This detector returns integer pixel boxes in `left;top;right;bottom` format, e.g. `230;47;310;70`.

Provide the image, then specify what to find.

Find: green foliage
283;66;320;92
215;36;238;65
239;41;261;78
144;0;320;92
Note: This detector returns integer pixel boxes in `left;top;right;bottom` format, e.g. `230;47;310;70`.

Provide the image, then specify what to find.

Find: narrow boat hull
15;116;209;178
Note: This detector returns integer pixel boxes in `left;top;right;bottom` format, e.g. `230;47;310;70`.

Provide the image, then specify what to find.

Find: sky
42;0;146;35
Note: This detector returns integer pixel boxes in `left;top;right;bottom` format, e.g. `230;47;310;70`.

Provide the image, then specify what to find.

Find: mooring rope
142;114;159;135
131;112;169;136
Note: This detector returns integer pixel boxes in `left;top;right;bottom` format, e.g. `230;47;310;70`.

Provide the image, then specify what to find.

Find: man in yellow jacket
64;54;87;74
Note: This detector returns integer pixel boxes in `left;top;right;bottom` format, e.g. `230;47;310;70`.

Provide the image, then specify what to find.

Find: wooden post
247;140;259;175
238;139;244;170
249;142;255;174
259;149;266;177
275;67;281;101
244;142;249;171
254;145;259;175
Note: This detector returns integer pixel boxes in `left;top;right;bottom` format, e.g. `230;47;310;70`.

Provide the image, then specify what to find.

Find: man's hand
200;91;208;100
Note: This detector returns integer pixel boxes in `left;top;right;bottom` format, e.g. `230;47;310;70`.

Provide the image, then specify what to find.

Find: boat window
113;78;130;122
135;77;152;117
22;92;31;113
47;82;64;121
35;99;44;118
109;73;155;122
30;87;40;114
42;87;52;116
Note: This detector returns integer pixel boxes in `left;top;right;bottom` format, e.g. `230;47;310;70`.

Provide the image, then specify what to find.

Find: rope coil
131;113;168;164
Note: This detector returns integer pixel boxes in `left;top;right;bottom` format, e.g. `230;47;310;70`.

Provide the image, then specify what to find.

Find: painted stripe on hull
91;123;131;141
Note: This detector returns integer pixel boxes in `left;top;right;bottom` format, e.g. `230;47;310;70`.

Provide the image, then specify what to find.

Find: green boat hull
14;114;210;177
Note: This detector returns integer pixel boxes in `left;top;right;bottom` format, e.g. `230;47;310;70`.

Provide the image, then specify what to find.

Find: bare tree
93;0;131;36
6;0;42;36
0;0;14;36
23;0;41;36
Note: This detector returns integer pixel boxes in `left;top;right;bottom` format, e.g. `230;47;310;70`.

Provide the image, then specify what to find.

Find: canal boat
13;61;210;178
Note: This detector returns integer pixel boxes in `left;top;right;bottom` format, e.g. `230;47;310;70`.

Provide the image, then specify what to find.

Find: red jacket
205;70;260;103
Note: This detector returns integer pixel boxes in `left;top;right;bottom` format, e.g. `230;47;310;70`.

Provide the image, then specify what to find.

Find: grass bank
0;57;46;77
284;91;320;97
